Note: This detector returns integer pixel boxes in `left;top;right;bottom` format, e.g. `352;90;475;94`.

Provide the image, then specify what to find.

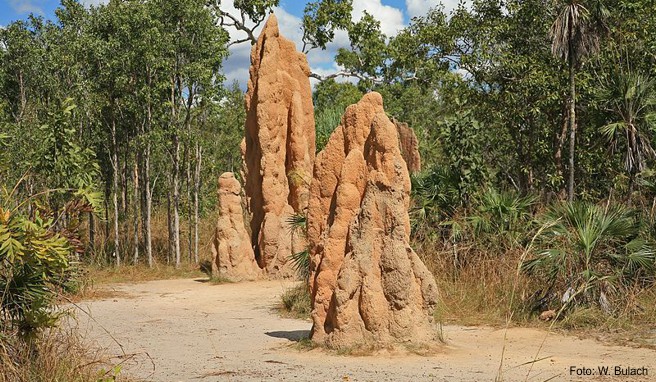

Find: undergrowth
0;325;128;382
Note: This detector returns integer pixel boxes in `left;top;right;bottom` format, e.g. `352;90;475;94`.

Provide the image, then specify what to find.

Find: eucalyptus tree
86;0;142;266
0;18;50;190
156;0;228;267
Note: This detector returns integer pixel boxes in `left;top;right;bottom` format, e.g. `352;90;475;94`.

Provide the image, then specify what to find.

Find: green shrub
315;107;343;152
0;208;72;338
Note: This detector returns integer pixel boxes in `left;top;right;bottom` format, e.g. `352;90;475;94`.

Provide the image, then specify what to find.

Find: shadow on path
265;330;310;342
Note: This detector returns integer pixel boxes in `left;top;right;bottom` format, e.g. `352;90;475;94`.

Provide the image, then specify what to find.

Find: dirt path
73;278;655;381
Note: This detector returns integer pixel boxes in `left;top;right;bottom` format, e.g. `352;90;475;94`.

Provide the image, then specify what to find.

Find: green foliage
335;12;388;85
0;133;8;172
523;201;656;313
315;107;342;152
387;7;451;83
596;60;656;178
231;0;279;23
467;188;536;248
411;165;461;223
302;0;353;51
0;205;71;338
36;98;100;190
312;79;363;113
286;213;310;280
438;98;489;204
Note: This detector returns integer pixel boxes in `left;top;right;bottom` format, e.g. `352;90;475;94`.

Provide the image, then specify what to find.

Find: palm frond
291;249;310;280
286;213;307;237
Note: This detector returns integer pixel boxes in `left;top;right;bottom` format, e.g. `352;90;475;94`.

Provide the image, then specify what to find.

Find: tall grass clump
280;284;312;320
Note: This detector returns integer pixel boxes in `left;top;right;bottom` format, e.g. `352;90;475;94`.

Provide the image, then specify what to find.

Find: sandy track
73;279;655;381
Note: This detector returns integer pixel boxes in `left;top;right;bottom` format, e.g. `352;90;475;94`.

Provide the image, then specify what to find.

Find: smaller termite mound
308;92;439;349
211;172;262;281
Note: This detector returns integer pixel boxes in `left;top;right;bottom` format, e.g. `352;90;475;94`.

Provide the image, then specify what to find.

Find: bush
467;188;536;251
0;209;72;338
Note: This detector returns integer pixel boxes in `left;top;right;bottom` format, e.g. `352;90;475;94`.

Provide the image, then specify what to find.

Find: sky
0;0;465;86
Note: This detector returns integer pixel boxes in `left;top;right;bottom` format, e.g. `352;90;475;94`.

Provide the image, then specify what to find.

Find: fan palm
468;188;536;248
522;201;655;312
286;213;310;280
550;0;607;202
597;63;656;196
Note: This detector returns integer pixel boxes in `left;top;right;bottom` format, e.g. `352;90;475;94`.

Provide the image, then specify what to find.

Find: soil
72;278;656;381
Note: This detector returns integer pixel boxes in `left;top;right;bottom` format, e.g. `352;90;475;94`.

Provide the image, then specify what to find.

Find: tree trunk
133;159;140;264
193;144;202;264
88;211;95;257
173;133;181;268
142;142;153;268
167;191;173;265
183;86;195;264
143;71;153;267
122;146;128;216
567;50;577;203
104;185;110;253
187;146;192;263
111;117;121;267
555;103;568;198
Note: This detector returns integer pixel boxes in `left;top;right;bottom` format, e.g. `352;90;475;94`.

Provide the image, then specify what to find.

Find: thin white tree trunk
133;159;139;264
193;144;202;264
111;117;120;267
173;133;181;268
144;142;153;267
567;51;576;203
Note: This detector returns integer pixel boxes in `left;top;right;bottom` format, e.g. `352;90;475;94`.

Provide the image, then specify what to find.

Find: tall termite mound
307;92;439;349
241;14;316;277
211;172;262;281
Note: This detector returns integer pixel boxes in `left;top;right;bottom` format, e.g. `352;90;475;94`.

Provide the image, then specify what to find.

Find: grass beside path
83;263;206;285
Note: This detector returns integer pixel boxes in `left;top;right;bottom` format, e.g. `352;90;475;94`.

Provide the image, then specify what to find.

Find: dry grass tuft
422;247;535;327
279;283;312;320
0;325;131;382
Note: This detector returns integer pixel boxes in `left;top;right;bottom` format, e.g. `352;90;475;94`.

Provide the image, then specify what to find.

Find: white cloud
352;0;405;37
80;0;109;6
405;0;470;19
8;0;44;15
